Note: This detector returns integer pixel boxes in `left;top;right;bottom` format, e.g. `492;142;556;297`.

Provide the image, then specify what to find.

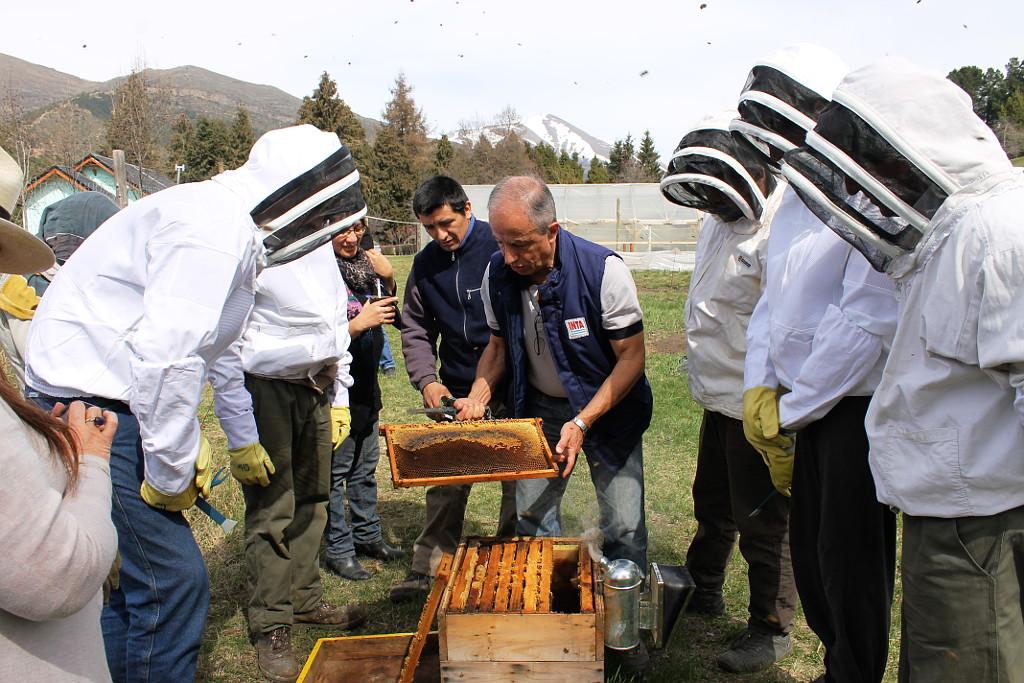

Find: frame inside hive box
438;537;604;683
381;418;558;488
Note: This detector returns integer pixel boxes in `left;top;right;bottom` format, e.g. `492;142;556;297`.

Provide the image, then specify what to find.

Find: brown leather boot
254;626;299;683
293;599;368;630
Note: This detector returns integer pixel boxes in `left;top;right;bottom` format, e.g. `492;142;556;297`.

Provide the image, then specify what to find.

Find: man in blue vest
455;175;652;569
391;176;517;602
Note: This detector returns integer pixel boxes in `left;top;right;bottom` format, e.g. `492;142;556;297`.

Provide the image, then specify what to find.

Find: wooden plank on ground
508;540;529;612
478;542;502;612
398;554;452;683
538;539;553;613
442;612;598;662
440;660;603;682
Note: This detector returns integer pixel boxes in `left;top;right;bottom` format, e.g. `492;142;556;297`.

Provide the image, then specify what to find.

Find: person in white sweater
0;198;120;682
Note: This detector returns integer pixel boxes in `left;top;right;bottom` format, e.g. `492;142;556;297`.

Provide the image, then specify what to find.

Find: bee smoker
598;557;695;650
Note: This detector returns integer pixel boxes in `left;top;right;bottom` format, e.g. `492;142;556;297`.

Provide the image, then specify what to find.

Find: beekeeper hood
780;57;1013;274
661;110;776;223
215;124;367;267
730;44;848;165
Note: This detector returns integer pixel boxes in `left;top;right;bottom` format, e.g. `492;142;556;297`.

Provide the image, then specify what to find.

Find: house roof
24;165;108;196
77;154;173;195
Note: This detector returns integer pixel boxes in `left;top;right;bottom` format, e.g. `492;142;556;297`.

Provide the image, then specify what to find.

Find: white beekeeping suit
661;110;785;419
782;55;1024;683
731;44;897;477
732;45;900;683
209;241;354;452
782;57;1024;517
27;124;367;499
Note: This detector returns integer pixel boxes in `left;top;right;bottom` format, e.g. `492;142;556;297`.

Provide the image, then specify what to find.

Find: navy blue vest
410;218;497;397
488;230;653;471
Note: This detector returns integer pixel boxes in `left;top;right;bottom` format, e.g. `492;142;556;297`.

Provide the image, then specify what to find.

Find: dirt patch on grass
648;331;686;354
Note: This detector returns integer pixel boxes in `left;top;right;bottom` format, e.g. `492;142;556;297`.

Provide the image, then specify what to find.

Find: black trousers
790;395;896;682
686;409;798;634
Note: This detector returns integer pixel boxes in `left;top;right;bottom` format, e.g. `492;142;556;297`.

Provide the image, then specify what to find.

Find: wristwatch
572;416;589;434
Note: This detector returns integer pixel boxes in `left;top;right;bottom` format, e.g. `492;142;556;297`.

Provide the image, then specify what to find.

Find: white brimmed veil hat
0;146;55;274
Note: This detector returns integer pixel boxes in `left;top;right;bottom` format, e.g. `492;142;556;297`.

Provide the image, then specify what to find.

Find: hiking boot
716;628;792;673
294;599;367;630
255;626;299;683
389;570;431;603
685;589;725;616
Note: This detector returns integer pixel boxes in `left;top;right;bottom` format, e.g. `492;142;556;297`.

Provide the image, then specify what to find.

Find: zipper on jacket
454;249;469;344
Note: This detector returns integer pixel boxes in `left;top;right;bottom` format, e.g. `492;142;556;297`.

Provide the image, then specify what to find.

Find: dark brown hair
0;376;80;489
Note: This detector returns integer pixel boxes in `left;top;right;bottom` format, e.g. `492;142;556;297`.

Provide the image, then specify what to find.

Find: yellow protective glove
743;386;795;496
140;436;213;511
331;406;351;449
0;275;39;320
229;442;275;487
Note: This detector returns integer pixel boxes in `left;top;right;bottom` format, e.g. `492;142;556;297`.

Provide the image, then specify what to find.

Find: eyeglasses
334;222;366;237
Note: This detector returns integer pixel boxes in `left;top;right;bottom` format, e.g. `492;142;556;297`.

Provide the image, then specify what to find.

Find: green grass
1013;156;1024;167
190;258;901;681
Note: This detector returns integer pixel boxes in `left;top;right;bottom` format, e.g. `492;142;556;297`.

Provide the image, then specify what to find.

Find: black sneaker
716;628;792;673
685;589;725;616
388;571;431;603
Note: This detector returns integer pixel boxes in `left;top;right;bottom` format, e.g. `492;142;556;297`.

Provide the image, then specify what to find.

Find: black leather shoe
324;556;372;581
355;540;407;561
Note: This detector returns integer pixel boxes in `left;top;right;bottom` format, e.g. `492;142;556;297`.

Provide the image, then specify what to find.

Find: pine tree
168;114;194;179
229;108;256;167
637;130;661;181
297;72;366;147
587;157;611;183
105;70;161;174
366;73;431;224
434;134;454;175
184;116;231;181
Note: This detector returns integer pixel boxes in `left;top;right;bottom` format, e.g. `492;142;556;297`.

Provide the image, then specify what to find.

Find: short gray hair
488;175;556;235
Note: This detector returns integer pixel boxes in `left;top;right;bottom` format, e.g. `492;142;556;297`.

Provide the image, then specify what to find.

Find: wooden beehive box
297;632;440;683
438;537;604;682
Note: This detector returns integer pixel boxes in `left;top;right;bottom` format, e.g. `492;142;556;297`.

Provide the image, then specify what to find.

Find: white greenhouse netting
459;183;701;271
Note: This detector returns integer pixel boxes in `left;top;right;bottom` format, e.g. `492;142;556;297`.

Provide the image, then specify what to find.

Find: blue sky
4;0;1022;157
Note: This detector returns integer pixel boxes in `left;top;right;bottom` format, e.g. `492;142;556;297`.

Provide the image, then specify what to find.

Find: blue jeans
516;390;649;568
325;417;383;559
29;392;209;683
378;335;396;371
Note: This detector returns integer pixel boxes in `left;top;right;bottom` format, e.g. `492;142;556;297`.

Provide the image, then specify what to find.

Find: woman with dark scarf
323;219;407;580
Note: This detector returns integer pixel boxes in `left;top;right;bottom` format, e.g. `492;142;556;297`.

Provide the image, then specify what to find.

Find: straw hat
0;146;54;274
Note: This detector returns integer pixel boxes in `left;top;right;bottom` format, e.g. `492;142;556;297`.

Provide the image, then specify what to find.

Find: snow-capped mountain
453;113;611;164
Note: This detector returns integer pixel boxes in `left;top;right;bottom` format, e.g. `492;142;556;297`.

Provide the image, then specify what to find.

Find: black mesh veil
252;144;367;267
661;129;775;222
780;100;950;273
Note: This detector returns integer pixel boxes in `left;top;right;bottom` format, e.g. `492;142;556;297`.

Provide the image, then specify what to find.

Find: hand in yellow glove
229;442;275;487
140;435;213;511
0;275;40;320
743;386;795;496
331;406;351;449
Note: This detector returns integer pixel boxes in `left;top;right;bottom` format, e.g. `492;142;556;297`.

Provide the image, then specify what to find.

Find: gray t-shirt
481;256;643;397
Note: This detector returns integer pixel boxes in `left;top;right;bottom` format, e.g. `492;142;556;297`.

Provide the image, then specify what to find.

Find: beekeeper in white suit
783;56;1024;682
733;45;898;683
25;124;367;683
210;238;362;681
660;111;797;674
